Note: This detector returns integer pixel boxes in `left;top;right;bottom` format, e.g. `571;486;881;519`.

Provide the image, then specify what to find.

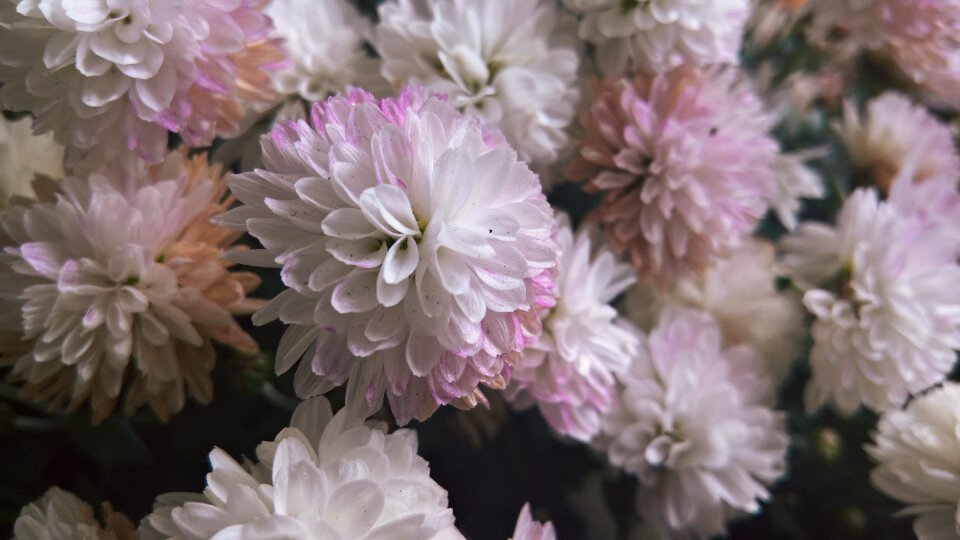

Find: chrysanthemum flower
0;150;262;423
14;487;134;540
509;503;556;540
0;0;283;168
140;397;463;540
566;67;779;286
0;116;64;206
867;382;960;540
771;152;825;231
505;214;638;442
563;0;751;75
218;86;558;425
374;0;580;171
780;187;960;414
597;306;788;539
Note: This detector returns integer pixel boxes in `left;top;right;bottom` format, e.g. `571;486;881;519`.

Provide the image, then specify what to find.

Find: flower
566;67;779;286
771;151;826;231
838;92;960;194
809;0;960;109
0;116;64;205
509;503;556;540
374;0;580;171
867;382;960;540
0;0;283;168
564;0;751;75
267;0;385;101
217;86;558;425
0;150;262;423
14;487;135;540
505;213;638;442
140;396;463;540
779;188;960;414
596;306;788;539
622;239;806;389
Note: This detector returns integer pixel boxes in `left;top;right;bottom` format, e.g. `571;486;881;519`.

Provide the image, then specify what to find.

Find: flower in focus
867;382;960;540
509;503;556;540
623;239;806;390
374;0;580;172
597;306;788;539
267;0;385;101
14;487;135;540
564;0;751;75
140;396;462;540
566;67;779;286
505;213;638;442
0;0;283;168
218;86;558;425
780;187;960;414
0;150;262;423
0;116;64;205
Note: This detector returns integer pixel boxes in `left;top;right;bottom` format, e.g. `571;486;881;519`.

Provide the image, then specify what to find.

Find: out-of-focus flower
780;187;960;414
564;0;751;74
566;67;778;286
771;152;826;231
0;116;64;205
140;397;463;540
748;0;812;49
623;239;806;390
506;214;637;442
375;0;580;172
867;382;960;540
809;0;960;109
267;0;384;101
14;487;135;540
0;0;283;168
218;87;558;426
838;92;960;194
509;503;556;540
597;306;788;539
0;150;262;423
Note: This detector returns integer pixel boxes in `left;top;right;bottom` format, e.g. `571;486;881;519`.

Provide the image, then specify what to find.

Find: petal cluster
509;503;556;540
0;116;64;205
14;487;134;540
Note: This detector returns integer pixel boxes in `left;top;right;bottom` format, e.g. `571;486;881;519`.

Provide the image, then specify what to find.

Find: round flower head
14;487;135;540
0;0;283;168
505;213;638;442
375;0;580;171
0;150;262;423
867;382;960;540
140;396;462;540
780;187;960;414
564;0;751;75
509;503;556;540
566;67;779;286
0;116;64;205
596;306;788;539
809;0;960;109
218;86;558;425
267;0;384;101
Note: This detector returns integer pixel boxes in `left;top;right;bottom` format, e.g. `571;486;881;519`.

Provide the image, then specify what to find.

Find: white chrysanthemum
374;0;580;170
14;487;134;540
564;0;751;74
140;397;463;540
0;116;64;205
597;306;788;539
771;152;825;231
267;0;384;101
623;239;806;391
780;187;960;414
506;214;638;442
509;503;556;540
867;382;960;540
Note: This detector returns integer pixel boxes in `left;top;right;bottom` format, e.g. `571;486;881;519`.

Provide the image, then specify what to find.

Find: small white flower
867;382;960;540
509;503;556;540
140;397;463;540
0;116;64;205
14;487;134;540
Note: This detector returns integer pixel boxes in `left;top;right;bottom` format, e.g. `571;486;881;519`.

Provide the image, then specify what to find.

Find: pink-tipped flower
219;86;558;425
509;503;556;540
566;67;779;286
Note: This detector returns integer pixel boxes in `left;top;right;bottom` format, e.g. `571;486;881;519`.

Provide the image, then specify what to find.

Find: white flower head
0;116;65;205
374;0;581;171
597;306;788;539
141;396;463;540
780;187;960;414
867;382;960;540
564;0;751;75
14;487;134;540
506;213;638;442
